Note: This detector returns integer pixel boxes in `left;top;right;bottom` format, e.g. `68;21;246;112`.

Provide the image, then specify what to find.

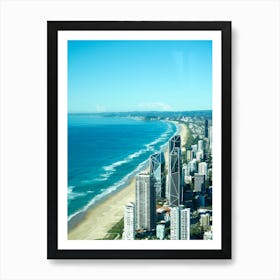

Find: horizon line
68;109;212;114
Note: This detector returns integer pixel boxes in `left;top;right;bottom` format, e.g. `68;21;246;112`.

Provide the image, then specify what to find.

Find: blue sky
68;40;212;113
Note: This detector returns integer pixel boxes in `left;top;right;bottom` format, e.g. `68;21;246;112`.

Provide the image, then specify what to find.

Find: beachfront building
198;162;208;180
168;147;182;207
194;173;206;192
123;202;135;240
149;152;165;199
135;173;156;231
169;135;181;153
170;205;190;240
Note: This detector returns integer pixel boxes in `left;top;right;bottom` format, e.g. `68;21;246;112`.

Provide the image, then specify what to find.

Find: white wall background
0;0;279;279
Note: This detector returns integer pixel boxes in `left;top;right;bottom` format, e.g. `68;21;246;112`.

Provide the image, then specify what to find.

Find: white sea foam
94;177;108;182
68;186;87;200
79;148;150;186
102;148;147;177
103;159;128;172
144;125;173;151
68;159;149;222
127;149;145;159
101;122;175;177
81;177;108;184
100;173;112;179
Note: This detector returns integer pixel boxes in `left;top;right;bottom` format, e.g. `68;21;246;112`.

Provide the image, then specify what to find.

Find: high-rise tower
169;135;181;153
205;119;209;138
170;205;190;240
180;207;191;240
194;173;206;192
123;202;135;240
198;139;204;152
170;207;180;240
168;147;182;206
198;162;208;180
209;126;212;151
135;173;156;231
149;152;165;199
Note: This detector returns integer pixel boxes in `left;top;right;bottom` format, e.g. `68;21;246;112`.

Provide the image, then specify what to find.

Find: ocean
68;114;178;224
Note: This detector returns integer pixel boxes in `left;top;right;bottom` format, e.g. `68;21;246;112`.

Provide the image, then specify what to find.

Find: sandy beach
68;121;188;240
179;122;188;152
68;177;136;240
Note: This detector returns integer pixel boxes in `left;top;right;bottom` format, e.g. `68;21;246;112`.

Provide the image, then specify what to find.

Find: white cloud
137;102;173;111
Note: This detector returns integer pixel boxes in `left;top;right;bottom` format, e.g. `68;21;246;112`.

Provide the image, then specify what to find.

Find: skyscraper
191;144;198;159
123;202;135;240
135;173;156;231
196;150;203;161
180;208;191;240
170;205;190;240
186;147;193;162
182;163;188;185
188;159;197;175
156;223;166;240
170;207;180;240
204;138;210;155
198;162;208;180
169;135;181;153
194;173;206;192
168;147;182;207
149;152;165;199
205;119;209;138
200;213;210;230
209;126;212;151
198;139;204;152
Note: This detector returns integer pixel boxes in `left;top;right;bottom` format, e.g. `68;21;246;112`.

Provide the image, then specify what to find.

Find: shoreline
68;158;149;231
68;121;188;240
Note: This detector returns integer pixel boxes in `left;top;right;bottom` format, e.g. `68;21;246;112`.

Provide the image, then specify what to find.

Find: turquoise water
68;114;178;222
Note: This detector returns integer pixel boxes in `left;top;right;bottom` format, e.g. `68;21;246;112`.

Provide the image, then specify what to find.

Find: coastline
68;175;137;240
68;121;188;240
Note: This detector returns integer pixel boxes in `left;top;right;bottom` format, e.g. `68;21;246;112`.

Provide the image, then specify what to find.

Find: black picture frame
47;21;231;259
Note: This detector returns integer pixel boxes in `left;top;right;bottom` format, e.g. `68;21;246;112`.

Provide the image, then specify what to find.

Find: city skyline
68;40;212;113
122;115;212;240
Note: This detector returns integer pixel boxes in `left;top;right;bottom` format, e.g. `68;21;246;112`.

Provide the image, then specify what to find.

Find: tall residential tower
123;202;135;240
170;205;190;240
135;173;156;231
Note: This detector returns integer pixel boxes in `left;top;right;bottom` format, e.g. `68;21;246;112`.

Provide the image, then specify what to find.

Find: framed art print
47;21;231;259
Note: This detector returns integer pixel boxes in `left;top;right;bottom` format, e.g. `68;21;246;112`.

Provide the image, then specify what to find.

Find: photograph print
48;21;231;259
